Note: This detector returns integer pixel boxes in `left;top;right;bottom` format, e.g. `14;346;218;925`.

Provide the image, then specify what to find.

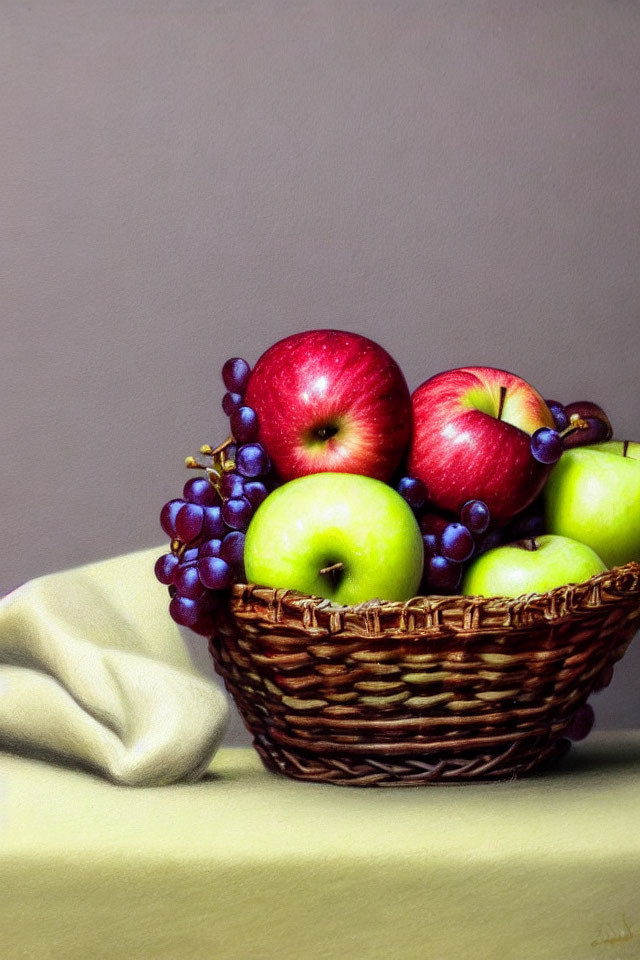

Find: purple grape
169;594;204;628
425;555;462;592
160;499;185;538
175;503;205;542
220;531;245;569
220;471;245;499
565;703;595;742
198;556;234;590
545;399;570;433
475;527;505;556
244;481;268;509
584;417;610;443
440;523;475;563
422;533;439;558
397;476;427;510
182;547;200;563
190;606;220;637
509;509;545;541
531;427;563;464
230;406;259;444
221;496;253;531
183;476;218;507
174;564;206;599
420;512;449;539
154;553;179;585
222;391;244;416
236;443;270;478
222;357;251;394
200;538;222;558
563;401;613;448
460;500;490;535
201;505;226;539
563;416;610;448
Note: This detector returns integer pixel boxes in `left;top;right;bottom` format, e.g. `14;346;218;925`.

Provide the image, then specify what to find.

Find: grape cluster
396;476;493;594
505;496;545;541
420;499;491;593
399;478;557;594
154;356;273;635
530;399;613;465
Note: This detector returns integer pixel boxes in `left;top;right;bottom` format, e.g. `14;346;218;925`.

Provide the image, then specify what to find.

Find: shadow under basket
208;562;640;787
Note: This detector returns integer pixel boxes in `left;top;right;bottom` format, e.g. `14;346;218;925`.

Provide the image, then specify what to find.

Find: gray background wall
2;0;639;737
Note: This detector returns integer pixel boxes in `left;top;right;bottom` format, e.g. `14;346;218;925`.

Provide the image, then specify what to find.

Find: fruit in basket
416;501;500;594
243;330;411;483
396;475;428;510
545;399;571;432
244;473;423;604
561;401;613;449
408;367;556;523
460;498;491;534
504;495;546;541
157;332;629;634
461;534;607;598
544;440;640;567
155;421;279;632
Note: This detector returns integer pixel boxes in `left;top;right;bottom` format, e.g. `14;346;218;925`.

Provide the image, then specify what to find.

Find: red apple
408;367;555;523
244;330;411;482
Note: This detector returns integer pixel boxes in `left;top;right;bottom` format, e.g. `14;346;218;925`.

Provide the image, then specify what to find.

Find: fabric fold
0;547;229;786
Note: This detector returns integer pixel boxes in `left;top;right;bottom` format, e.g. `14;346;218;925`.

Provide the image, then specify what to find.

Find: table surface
2;732;640;960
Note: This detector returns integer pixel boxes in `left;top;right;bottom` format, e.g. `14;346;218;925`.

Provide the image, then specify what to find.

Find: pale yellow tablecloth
1;732;639;960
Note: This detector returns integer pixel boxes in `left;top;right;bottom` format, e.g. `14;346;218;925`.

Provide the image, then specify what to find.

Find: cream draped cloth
0;546;229;786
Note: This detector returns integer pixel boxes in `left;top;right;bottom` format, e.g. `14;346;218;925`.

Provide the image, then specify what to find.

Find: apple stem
519;538;539;551
319;562;344;576
623;440;630;458
497;386;507;421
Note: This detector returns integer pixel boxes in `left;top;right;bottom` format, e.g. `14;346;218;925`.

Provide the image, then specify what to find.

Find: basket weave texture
209;561;640;786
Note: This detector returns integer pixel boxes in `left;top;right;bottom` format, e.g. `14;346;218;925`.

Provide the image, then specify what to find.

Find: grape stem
185;435;236;498
212;436;234;456
559;414;589;440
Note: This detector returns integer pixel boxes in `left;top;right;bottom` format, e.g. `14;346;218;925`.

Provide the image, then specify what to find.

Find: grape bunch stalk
155;357;273;635
529;398;613;465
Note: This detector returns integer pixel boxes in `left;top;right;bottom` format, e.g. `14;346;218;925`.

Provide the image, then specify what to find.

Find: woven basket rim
229;560;640;633
213;562;640;784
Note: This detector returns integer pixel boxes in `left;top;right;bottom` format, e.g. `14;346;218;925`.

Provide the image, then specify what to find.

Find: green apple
544;440;640;568
462;534;606;599
244;473;423;605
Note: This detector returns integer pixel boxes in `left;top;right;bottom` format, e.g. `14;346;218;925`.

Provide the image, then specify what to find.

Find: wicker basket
208;561;640;786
